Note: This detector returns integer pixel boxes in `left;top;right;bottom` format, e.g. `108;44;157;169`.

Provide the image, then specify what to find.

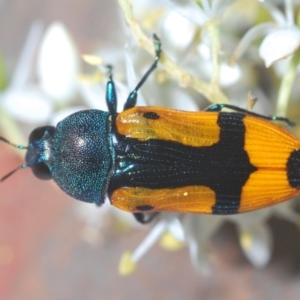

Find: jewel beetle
1;34;300;223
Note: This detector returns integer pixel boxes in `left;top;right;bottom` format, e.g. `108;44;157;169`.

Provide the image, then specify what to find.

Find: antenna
1;164;28;182
0;136;28;150
0;136;28;182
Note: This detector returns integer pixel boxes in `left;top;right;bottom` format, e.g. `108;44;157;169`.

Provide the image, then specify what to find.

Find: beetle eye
29;126;55;142
31;162;52;180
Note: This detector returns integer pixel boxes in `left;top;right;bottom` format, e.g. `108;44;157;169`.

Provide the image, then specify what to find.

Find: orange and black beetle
1;35;300;223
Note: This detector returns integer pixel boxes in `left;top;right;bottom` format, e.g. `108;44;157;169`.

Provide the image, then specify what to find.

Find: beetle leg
205;103;295;126
106;65;118;120
133;212;160;224
123;34;162;111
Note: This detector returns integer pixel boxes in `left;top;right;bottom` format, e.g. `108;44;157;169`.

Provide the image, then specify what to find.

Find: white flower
232;0;300;67
259;27;300;67
2;87;52;123
1;21;81;126
37;22;80;102
160;11;197;62
162;0;242;87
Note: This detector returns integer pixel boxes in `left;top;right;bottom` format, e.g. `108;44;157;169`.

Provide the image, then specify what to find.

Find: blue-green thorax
25;110;113;204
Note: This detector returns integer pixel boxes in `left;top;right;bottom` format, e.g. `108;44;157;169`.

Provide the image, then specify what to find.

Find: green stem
276;50;300;116
206;20;220;86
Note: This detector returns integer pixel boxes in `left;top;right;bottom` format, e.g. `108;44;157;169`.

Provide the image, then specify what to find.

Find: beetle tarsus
133;212;159;224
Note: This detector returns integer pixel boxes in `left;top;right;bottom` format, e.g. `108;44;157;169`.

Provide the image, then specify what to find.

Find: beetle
1;34;300;223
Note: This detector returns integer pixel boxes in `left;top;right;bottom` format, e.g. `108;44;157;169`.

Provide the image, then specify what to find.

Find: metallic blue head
25;110;113;204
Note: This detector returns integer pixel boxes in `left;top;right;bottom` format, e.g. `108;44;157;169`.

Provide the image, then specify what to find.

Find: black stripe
108;112;257;214
287;149;300;189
